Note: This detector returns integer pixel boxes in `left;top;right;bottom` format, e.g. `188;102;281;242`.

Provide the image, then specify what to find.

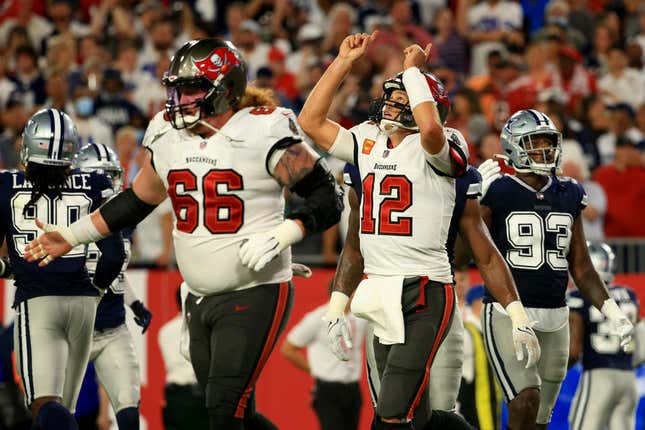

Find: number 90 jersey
349;122;465;283
144;107;301;295
567;285;639;370
481;175;587;308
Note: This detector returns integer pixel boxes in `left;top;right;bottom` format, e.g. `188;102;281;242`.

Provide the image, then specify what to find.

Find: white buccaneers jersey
350;122;464;282
144;107;300;295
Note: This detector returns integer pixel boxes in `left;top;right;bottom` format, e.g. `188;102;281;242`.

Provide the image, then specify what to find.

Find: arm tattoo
333;188;364;296
273;143;317;188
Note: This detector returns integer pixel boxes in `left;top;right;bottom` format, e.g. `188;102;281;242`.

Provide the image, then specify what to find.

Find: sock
116;407;140;430
36;401;78;430
423;410;474;430
244;412;279;430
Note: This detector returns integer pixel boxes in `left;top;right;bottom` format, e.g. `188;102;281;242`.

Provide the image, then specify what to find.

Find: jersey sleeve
572;179;588;218
286;307;324;348
425;127;468;177
465;167;482;199
90;171;115;210
142;110;174;174
262;107;304;172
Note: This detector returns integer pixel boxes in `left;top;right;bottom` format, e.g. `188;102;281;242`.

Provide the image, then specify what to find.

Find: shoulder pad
143;110;174;148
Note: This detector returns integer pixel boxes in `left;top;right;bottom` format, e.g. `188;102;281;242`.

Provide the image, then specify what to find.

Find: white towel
351;276;405;345
179;282;192;361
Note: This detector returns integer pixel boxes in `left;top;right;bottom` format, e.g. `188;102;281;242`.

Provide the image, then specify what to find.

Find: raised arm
298;32;375;152
24;151;167;266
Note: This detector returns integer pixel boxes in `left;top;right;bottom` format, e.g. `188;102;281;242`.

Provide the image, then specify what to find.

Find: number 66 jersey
481;175;588;308
143;107;301;296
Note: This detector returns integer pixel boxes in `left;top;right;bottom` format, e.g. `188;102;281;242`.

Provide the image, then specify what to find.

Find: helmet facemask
515;131;562;176
370;88;418;136
164;75;227;130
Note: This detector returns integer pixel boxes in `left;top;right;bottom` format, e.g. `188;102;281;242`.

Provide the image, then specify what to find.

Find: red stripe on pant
234;282;289;418
406;283;455;420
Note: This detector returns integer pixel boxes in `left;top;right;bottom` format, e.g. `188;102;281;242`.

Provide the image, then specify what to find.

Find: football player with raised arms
298;32;538;430
73;143;152;430
477;109;634;430
23;38;343;430
0;109;123;430
567;242;639;430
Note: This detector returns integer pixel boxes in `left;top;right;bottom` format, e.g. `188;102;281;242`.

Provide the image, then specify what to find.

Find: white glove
323;291;352;361
291;263;312;278
179;282;191;361
506;301;541;368
602;298;634;351
477;158;502;199
326;316;353;361
239;220;304;272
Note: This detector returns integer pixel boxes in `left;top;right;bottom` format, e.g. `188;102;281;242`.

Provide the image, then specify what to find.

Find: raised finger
424;43;433;57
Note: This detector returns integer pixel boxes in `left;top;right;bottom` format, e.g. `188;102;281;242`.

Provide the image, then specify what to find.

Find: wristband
67;215;104;246
506;300;530;328
272;219;305;251
601;298;623;320
325;291;349;321
401;66;435;110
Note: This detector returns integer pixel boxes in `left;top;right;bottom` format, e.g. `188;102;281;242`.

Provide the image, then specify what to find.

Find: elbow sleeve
99;188;157;232
288;158;344;234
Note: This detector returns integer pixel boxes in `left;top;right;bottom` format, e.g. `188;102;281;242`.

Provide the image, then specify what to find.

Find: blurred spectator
43;0;90;50
159;286;209;430
577;95;609;167
254;66;274;89
587;25;615;74
4;26;31;71
286;22;326;75
532;0;586;52
567;0;595;50
466;0;524;76
388;0;433;49
593;136;645;237
44;33;77;76
131;198;174;269
598;46;645;111
132;55;170;120
506;43;555;112
321;3;356;57
433;8;468;75
626;40;644;72
596;103;644;165
281;283;367;430
560;143;607;241
634;10;645;63
0;0;52;53
70;85;114;149
550;44;597;113
43;69;72;112
140;15;178;77
232;19;271;79
446;88;489;151
520;0;549;34
113;39;149;96
0;97;29;169
477;132;502;163
223;1;247;38
93;69;145;133
267;47;299;108
0;53;18;111
114;125;142;184
637;103;645;136
8;45;46;110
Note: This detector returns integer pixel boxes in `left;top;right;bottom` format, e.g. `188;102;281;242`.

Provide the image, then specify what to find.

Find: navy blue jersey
567;285;639;371
0;169;112;306
343;163;482;273
90;230;132;331
481;175;587;308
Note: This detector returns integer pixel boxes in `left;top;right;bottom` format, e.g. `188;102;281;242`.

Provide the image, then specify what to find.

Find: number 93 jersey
349;122;465;282
481;175;587;308
144;107;301;295
567;285;639;370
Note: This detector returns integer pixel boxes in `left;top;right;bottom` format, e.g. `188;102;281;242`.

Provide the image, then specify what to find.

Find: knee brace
116;407;140;430
36;401;78;430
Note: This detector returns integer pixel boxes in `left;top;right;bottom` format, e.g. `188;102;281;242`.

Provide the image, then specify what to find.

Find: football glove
130;300;152;333
477;158;502;199
602;298;635;351
326;316;353;361
239;220;304;272
506;301;541;368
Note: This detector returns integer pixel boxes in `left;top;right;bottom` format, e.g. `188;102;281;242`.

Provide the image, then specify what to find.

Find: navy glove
130;300;152;333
